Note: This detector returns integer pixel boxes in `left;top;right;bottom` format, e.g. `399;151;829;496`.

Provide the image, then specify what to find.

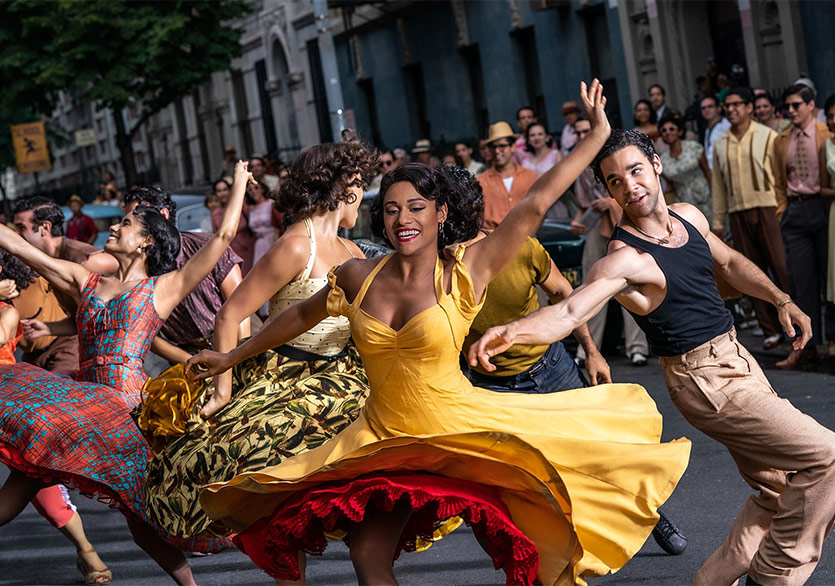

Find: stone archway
269;37;302;157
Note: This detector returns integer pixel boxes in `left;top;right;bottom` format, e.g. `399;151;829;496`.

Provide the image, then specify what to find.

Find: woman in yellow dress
186;81;691;586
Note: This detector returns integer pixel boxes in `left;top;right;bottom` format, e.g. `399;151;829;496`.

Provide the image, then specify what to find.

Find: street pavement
2;328;835;585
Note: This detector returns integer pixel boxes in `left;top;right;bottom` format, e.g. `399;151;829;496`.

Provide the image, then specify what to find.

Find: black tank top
610;210;734;357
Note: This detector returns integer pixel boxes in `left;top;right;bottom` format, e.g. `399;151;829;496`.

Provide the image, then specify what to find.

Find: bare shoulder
670;202;710;235
333;256;386;303
596;241;657;286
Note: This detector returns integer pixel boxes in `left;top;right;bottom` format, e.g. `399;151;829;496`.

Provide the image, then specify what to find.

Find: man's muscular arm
676;203;812;349
469;249;634;371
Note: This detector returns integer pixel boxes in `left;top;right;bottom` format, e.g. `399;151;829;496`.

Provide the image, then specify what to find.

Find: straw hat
485;122;517;144
68;194;83;205
411;139;433;154
562;101;580;115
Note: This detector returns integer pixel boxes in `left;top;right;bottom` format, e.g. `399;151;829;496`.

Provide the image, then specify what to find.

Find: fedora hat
411;139;433;154
485;122;517;144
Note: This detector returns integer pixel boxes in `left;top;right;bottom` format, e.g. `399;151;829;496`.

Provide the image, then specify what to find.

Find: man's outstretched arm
708;229;811;349
468;251;631;372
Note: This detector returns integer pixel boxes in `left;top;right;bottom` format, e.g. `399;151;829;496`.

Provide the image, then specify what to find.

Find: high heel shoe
77;550;112;585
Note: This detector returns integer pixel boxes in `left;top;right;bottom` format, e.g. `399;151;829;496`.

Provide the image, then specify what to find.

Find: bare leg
0;469;44;525
349;499;412;586
125;517;196;586
59;512;110;580
275;550;307;585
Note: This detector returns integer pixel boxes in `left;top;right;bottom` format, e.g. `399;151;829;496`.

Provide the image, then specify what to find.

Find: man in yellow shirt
712;88;788;350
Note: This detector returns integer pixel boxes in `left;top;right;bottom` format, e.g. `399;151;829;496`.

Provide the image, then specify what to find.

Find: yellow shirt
463;236;551;376
711;121;778;230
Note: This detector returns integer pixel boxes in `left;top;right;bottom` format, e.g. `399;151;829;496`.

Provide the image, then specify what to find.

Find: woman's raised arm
0;224;89;302
153;161;251;318
463;80;610;294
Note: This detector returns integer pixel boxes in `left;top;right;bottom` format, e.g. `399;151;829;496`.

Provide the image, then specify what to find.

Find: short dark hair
633;99;657;126
725;87;754;105
370;163;482;250
782;84;815;104
700;95;720;108
591;129;657;187
212;179;230;194
122;186;178;222
648;84;666;96
516;106;535;119
277;141;377;222
824;93;835;115
12;196;65;237
131;205;181;276
754;93;775;107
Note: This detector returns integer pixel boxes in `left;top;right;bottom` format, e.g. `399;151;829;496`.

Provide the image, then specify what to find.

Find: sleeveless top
610;210;734;357
76;272;164;400
0;303;22;365
268;217;353;356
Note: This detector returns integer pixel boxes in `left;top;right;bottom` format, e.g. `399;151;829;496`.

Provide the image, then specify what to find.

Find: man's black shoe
745;576;762;586
652;510;687;555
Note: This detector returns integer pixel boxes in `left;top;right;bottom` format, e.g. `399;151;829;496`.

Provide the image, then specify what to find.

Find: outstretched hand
779;302;812;351
579;79;610;138
234;160;257;186
467;324;518;372
21;319;49;340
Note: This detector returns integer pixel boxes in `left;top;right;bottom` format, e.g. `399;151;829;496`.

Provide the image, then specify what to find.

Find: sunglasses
381;160;394;167
660;126;679;133
489;143;512;150
785;101;807;111
724;100;746;109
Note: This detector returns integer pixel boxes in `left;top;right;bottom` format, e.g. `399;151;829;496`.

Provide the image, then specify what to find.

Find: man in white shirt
701;96;731;171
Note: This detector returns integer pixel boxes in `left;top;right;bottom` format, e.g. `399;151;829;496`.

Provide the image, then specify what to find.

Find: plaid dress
0;272;227;552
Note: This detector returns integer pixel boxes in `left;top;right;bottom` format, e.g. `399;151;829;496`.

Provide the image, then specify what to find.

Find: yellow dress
200;247;691;585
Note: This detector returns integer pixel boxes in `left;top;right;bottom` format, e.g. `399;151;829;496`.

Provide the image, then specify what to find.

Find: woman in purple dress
0;162;251;585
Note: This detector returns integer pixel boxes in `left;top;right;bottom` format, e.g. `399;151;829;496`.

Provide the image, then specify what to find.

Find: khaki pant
661;329;835;585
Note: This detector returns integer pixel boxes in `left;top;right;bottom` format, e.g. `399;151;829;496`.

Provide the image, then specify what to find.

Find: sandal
77;550;112;585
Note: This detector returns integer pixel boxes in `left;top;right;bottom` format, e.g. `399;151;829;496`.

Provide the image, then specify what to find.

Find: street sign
75;128;97;147
11;121;51;173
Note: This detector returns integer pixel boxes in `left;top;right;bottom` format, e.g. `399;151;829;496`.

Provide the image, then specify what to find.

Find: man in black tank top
470;129;835;586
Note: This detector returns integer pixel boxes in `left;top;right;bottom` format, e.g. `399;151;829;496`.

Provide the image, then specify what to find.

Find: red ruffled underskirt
0;442;232;553
234;473;539;585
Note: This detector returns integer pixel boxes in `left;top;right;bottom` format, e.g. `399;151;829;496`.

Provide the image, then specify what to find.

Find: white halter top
268;217;354;356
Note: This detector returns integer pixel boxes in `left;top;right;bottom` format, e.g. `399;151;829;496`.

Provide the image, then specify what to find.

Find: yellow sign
11;121;51;173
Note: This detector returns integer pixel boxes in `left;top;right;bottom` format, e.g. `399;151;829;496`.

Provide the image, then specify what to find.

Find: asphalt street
2;329;835;585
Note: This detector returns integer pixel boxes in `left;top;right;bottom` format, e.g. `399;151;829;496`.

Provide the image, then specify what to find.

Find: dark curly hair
12;196;65;237
591;129;658;187
122;186;178;222
276;142;378;222
657;110;685;134
131;206;181;276
0;249;36;290
370;163;483;250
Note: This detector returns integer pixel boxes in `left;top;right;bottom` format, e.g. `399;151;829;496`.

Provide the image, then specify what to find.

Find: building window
459;44;488;140
511;27;545;127
357;78;381;147
231;69;254;155
255;59;278;155
307;39;332;144
403;63;430;140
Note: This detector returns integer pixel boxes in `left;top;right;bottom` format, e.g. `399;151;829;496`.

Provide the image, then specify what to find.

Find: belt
787;193;820;202
659;328;736;366
274;344;348;362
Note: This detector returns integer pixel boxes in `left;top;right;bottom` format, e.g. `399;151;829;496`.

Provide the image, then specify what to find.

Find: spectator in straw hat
560;101;582;155
411;139;433;165
476;121;539;228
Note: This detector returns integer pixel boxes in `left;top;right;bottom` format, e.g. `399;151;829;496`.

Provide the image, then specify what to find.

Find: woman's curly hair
0;250;36;290
131;205;181;276
276;142;378;222
370;163;483;250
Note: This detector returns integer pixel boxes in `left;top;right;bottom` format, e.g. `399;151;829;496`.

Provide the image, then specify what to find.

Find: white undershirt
502;176;514;193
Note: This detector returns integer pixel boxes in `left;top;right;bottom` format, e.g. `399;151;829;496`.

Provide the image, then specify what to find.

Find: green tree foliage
0;0;251;185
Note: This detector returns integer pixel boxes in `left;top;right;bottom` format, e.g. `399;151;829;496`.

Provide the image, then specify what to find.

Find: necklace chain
632;218;674;245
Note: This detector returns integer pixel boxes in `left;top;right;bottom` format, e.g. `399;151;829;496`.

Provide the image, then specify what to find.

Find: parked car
343;190;586;283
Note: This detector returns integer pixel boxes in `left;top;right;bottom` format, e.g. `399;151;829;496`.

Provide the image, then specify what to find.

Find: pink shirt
786;118;821;196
